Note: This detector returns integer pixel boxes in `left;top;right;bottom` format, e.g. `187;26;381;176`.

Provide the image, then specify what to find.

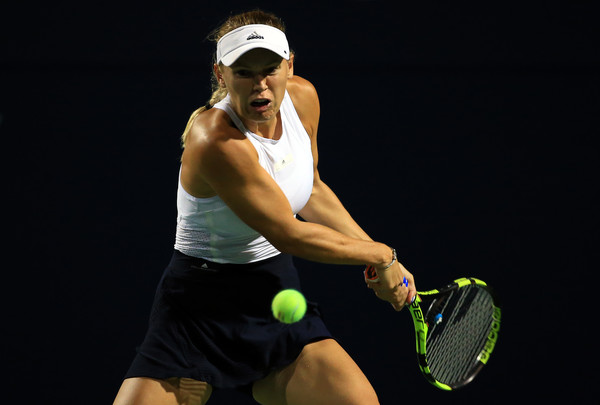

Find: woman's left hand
365;261;417;311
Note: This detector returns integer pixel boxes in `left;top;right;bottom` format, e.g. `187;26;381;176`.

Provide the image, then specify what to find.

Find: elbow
262;222;304;257
267;232;299;256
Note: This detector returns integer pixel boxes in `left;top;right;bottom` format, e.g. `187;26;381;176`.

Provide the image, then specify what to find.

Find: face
216;48;294;128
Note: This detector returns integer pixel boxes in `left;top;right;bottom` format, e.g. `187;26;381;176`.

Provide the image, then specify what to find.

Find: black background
2;0;597;403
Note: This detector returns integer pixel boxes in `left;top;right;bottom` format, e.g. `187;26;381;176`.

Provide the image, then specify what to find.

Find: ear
213;63;226;87
287;54;295;78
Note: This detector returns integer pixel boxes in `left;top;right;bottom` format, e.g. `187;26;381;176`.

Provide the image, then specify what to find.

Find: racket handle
364;265;378;282
403;277;417;304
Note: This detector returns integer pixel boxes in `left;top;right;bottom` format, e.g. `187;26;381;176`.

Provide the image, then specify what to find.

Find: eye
234;69;252;78
266;65;280;75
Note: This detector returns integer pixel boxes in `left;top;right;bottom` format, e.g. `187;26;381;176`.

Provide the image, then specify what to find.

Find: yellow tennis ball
271;289;307;324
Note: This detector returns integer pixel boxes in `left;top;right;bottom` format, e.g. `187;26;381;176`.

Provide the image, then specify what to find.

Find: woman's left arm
288;76;372;241
299;173;372;241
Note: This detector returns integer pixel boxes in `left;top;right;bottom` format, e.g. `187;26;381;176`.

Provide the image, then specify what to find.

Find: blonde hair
180;10;287;147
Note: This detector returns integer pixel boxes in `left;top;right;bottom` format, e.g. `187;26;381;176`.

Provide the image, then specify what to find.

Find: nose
253;74;268;93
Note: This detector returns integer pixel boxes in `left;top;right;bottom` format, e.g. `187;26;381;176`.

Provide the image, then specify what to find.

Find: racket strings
425;286;494;386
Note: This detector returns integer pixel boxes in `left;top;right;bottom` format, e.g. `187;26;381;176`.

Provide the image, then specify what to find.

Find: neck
243;113;282;140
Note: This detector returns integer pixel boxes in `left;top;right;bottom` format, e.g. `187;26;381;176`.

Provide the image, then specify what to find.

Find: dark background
2;0;597;403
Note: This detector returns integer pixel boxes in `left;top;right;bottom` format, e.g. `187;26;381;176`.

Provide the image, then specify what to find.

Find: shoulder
186;107;242;147
287;75;318;102
287;75;320;112
183;107;257;166
286;76;320;136
180;106;260;196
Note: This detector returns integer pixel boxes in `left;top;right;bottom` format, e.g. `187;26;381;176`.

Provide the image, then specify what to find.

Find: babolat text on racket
365;267;501;390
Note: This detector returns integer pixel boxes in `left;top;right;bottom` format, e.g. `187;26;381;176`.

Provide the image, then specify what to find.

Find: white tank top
174;90;314;263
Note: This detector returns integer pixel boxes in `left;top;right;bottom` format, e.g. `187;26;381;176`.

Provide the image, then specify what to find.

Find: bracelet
380;248;397;270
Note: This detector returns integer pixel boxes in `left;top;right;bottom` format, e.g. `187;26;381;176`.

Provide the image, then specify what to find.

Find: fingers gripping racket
365;267;501;391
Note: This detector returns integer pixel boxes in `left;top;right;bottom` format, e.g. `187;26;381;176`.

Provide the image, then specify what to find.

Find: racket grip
402;277;417;304
364;265;379;283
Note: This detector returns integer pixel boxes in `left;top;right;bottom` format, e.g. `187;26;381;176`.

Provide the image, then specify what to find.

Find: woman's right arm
181;114;414;309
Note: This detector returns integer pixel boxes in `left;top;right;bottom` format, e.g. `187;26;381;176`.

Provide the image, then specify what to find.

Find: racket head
408;277;501;390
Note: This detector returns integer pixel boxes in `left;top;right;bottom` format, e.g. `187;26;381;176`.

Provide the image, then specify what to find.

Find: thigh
113;377;212;405
252;339;379;405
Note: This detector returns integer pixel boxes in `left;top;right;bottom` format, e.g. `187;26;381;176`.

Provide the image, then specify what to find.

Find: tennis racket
364;267;501;390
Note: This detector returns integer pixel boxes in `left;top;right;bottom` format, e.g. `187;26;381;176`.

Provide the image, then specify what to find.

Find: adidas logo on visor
247;31;264;40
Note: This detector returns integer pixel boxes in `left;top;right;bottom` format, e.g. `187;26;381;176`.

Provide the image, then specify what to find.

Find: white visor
216;24;290;66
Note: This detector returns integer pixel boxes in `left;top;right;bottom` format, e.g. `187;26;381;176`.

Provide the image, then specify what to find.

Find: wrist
374;247;396;271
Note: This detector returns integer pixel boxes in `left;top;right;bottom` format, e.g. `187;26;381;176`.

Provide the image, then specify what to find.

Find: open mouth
250;98;271;108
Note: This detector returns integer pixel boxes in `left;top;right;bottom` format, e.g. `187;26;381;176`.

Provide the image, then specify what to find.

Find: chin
249;109;277;122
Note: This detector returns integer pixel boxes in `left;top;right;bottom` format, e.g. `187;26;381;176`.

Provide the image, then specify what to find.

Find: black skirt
125;250;332;390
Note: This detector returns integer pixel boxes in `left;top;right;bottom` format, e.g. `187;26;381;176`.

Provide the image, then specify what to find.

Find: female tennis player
114;9;416;405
